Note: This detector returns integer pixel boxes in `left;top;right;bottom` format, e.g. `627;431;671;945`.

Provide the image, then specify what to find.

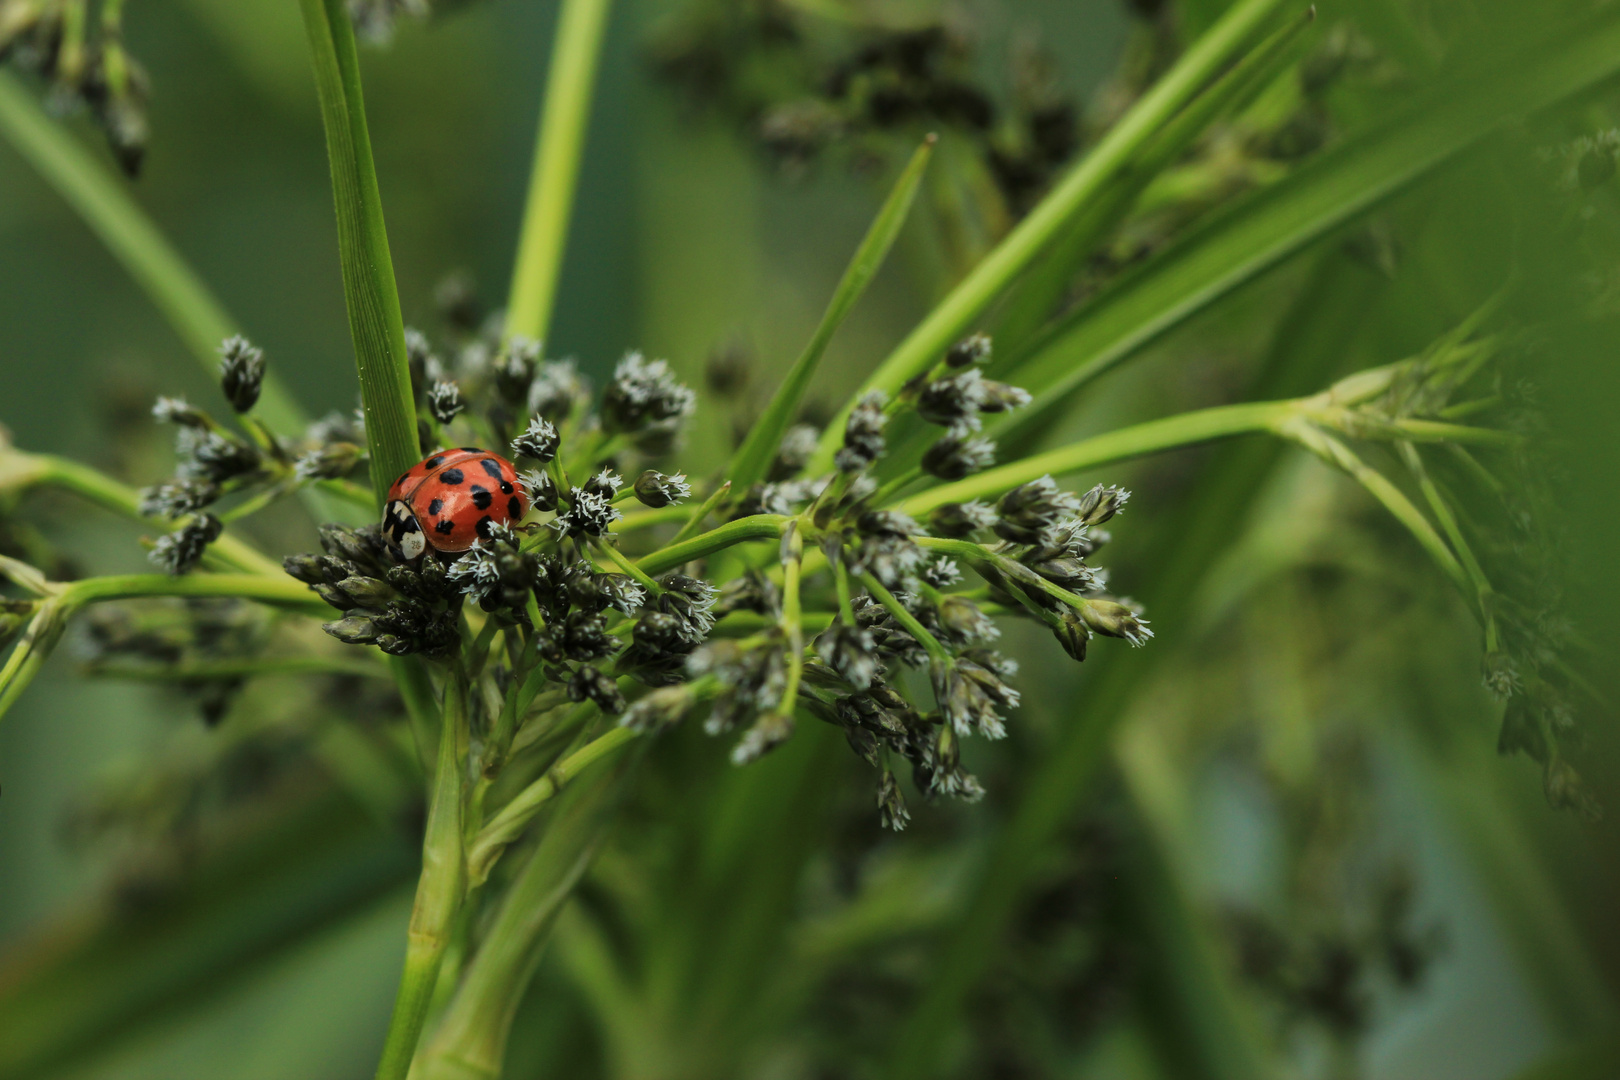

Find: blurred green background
2;1;1618;1078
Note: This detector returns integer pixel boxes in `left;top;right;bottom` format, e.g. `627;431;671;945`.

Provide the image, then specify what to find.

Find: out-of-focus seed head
152;396;208;428
816;620;880;690
878;768;910;831
995;476;1081;545
568;664;626;714
835;390;888;473
217;336;265;413
138;479;220;518
921;557;961;588
428;380;464;425
769;423;819;481
930;500;998;538
511;415;560;463
922;431;996;479
495;337;542;404
601;353;696;436
945;331;992;368
633;470;691;508
295;442;363;481
528;360;589;422
150;514;223;575
937;595;998;643
731;710;794;765
621;684;699;732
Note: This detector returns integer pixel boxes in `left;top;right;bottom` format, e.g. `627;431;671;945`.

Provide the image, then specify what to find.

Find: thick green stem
298;0;418;504
504;0;614;344
373;664;469;1080
466;724;635;887
416;761;631;1080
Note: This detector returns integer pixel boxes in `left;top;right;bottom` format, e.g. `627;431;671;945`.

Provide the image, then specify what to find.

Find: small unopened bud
922;432;996;480
324;616;381;645
878;768;910;831
835;391;888;473
732;710;794;765
633;470;691;508
295;442;363;481
1079;598;1152;645
568;665;626;714
218;336;266;413
519;469;559;513
946;332;992;368
511;416;560;462
149;514;223;575
152;396;209;428
816;621;879;690
1053;610;1089;661
138;479;220;518
1075;484;1130;526
428;380;464;425
283;553;326;585
621;685;697;732
930;501;998;538
333;575;396;609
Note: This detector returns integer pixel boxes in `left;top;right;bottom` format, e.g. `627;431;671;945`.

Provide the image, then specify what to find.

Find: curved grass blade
996;7;1620;435
0;71;308;440
727;136;934;494
297;0;418;503
803;0;1298;473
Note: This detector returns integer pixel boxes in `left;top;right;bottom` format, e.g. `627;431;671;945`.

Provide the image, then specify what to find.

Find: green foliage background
1;0;1617;1078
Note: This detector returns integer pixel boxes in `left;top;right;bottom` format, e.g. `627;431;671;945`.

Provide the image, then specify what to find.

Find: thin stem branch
635;515;787;576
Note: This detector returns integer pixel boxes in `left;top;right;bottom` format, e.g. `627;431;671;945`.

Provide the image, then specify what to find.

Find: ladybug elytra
382;448;528;560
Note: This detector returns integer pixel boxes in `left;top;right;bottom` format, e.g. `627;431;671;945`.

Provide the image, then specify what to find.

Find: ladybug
382;448;529;560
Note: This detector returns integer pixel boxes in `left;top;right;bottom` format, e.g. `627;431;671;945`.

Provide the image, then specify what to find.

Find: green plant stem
901;400;1294;517
0;72;309;439
373;663;469;1080
298;0;418;504
416;762;632;1080
859;572;950;667
60;573;333;613
595;538;663;594
466;724;635;887
504;0;614;343
665;480;731;546
635;514;787;576
1397;441;1496;642
0;449;283;576
807;0;1296;472
730;137;934;491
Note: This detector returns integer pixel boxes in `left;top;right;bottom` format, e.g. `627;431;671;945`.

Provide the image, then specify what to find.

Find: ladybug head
383;499;427;561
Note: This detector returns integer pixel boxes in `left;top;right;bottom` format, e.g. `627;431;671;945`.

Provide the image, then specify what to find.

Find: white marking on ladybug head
399;528;426;561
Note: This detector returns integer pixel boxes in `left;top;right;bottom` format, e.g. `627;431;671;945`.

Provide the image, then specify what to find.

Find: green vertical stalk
374;664;468;1080
297;0;418;502
504;0;614;344
415;760;631;1080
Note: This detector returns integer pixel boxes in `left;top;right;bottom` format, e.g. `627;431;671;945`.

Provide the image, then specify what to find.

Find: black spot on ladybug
428;498;443;515
425;456;444;469
470;485;492;510
480;458;503;480
475;515;494;539
439;468;464;485
507;496;522;518
436;519;456;535
459;447;482;453
499;481;514;494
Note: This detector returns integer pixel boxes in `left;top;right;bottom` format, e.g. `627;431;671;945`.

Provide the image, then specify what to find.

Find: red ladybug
382;448;528;560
